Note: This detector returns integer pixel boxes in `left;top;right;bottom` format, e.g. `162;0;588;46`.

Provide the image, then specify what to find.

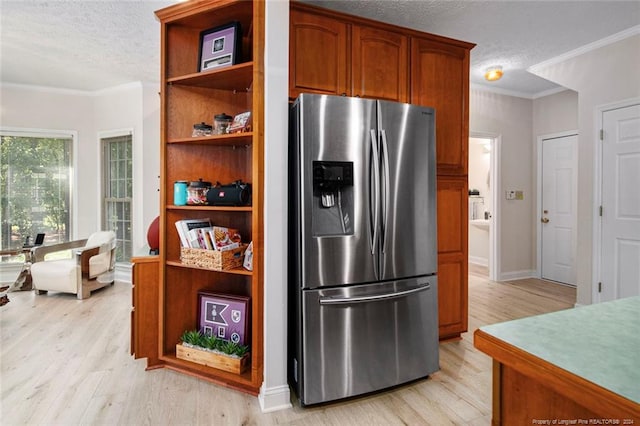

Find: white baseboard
498;269;536;281
468;256;488;267
115;262;132;285
258;383;292;413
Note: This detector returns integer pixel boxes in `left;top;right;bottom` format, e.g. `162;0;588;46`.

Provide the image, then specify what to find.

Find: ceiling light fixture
484;65;503;82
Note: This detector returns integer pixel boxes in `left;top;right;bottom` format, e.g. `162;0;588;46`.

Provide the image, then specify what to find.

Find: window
0;132;73;251
102;134;132;263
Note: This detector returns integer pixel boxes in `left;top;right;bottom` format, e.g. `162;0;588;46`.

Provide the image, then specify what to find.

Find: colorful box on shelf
180;244;246;270
176;343;249;374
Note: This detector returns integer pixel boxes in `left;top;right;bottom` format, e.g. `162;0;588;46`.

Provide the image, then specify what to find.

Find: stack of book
175;218;241;251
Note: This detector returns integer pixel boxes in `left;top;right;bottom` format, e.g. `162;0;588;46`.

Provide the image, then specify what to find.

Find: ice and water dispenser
312;161;354;236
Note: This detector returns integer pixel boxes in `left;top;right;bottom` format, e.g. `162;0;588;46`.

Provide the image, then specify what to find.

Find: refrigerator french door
289;94;439;405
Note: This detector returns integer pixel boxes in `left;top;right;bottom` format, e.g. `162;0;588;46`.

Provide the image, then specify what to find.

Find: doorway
595;101;640;302
468;134;499;281
537;132;578;286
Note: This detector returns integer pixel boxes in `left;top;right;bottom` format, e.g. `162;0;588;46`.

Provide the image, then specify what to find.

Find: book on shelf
175;218;212;248
175;219;242;250
187;227;210;249
200;228;214;250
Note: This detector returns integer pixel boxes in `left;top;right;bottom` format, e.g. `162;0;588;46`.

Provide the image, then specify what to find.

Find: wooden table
474;296;640;425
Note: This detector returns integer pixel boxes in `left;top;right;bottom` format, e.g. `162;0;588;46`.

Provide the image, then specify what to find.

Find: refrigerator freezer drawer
298;276;439;405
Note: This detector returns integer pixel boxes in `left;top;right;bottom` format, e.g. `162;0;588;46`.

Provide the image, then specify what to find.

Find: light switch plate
506;190;516;200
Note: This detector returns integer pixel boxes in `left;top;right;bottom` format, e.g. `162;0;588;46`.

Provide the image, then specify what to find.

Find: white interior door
541;134;577;285
600;104;640;301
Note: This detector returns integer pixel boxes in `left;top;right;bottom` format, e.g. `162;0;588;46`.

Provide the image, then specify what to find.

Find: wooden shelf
167;62;253;91
167;132;253;146
155;1;253;33
167;205;252;212
166;260;253;276
160;354;258;395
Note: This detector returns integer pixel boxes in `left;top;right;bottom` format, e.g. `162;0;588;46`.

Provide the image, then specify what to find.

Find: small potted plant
176;330;250;374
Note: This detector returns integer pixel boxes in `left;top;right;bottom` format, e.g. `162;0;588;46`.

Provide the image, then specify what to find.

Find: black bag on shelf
207;180;252;206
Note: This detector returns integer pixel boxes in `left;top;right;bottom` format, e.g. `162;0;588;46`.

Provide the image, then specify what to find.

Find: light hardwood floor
0;270;575;425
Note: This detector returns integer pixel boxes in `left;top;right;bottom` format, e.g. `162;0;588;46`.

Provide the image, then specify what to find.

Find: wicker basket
180;245;246;271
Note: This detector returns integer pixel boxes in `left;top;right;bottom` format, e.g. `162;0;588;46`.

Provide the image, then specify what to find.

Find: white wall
0;84;95;238
0;82;160;253
531;89;579;278
530;33;640;305
533;89;578;137
470;89;535;278
141;84;161;244
93;82;161;253
260;0;292;413
468;89;580;282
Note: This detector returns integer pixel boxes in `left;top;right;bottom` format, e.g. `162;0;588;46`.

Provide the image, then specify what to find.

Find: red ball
147;216;160;250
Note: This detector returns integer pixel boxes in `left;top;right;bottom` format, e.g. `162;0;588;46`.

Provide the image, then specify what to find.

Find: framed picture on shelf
197;291;250;345
198;22;241;72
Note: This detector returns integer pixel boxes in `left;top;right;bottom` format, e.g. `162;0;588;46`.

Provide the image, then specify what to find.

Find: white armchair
30;231;117;299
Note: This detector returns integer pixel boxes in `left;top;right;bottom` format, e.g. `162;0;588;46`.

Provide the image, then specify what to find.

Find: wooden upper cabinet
289;2;474;341
289;9;349;98
351;25;408;102
411;38;470;176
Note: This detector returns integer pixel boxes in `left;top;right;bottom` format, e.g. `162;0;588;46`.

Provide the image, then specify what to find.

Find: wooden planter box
176;343;249;374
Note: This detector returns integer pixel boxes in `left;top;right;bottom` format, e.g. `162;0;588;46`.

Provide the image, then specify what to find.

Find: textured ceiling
1;0;639;97
0;0;175;92
306;0;640;97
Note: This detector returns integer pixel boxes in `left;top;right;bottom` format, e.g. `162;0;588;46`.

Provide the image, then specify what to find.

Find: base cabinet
437;253;468;339
436;177;469;339
131;256;161;368
475;313;640;424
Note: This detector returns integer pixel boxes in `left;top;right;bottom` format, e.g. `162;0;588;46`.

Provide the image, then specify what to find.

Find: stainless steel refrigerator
288;93;439;405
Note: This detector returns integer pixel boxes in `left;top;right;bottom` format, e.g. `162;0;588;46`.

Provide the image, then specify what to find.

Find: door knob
541;218;549;223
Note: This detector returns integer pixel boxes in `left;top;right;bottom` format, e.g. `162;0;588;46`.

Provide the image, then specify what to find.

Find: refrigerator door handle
380;129;391;255
319;283;431;305
369;129;381;257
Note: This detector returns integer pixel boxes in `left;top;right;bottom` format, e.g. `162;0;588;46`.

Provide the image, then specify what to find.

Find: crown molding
531;86;571;100
528;24;640;75
471;82;537;100
0;81;94;96
471;82;571;100
0;80;151;96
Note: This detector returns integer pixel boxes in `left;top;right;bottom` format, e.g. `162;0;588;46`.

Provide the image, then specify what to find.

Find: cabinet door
131;256;161;367
352;25;408;102
436;177;468;339
411;38;470;176
290;8;349;98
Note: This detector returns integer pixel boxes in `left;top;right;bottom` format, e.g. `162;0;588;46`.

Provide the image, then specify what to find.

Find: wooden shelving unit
154;0;264;395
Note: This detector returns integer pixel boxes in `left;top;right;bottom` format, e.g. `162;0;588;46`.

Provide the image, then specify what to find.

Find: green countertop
479;296;640;404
